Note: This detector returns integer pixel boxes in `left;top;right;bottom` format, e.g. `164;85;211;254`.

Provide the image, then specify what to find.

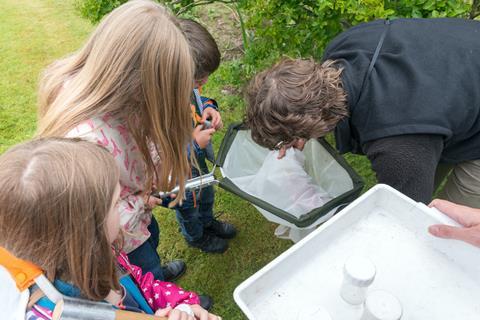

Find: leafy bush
75;0;477;79
386;0;472;18
239;0;475;76
75;0;236;23
75;0;128;23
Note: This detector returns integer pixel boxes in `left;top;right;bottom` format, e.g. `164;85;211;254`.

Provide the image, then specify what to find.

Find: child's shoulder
66;113;133;147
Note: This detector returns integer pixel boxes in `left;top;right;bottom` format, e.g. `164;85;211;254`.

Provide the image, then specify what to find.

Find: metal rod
152;171;219;199
53;296;166;320
53;297;116;320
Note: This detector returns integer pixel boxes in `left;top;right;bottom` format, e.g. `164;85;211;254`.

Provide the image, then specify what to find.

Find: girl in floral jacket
37;0;195;281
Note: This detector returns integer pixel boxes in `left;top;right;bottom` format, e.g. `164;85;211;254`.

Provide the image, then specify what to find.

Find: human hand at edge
428;199;480;247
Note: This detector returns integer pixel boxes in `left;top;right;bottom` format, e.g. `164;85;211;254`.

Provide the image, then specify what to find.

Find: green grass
0;0;92;153
0;1;376;319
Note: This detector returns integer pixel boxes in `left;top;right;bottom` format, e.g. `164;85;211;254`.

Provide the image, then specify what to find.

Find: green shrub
386;0;471;18
75;0;236;23
75;0;477;80
75;0;128;23
239;0;474;77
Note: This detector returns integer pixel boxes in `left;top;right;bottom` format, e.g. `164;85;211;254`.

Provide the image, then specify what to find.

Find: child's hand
155;306;195;320
145;194;163;208
145;193;176;209
193;125;216;149
190;304;222;320
202;108;223;130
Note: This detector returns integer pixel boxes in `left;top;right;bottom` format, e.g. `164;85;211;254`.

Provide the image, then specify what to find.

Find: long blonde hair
37;0;194;200
0;138;121;300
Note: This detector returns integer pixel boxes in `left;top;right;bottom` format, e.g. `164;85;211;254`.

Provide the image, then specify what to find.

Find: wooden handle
116;310;167;320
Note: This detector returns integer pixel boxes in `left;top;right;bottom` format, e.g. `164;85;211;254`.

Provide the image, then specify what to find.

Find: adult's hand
277;139;306;159
428;199;480;247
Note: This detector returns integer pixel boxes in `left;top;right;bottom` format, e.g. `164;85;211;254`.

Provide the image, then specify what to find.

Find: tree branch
470;0;480;19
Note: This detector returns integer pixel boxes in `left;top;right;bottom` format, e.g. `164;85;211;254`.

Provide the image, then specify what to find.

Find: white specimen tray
234;184;480;319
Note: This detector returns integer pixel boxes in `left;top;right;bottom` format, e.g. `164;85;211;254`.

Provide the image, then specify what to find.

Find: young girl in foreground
0;138;220;320
37;0;195;281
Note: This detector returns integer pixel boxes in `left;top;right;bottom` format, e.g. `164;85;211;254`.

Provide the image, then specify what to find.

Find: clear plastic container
340;255;376;305
360;290;403;320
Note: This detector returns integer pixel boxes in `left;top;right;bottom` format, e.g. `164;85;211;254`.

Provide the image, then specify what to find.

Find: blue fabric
175;153;215;242
190;90;216;161
187;139;204;159
119;275;154;314
193;89;219;113
36;279;81;311
200;96;218;111
54;279;81;296
179;89;217;242
204;142;215;163
36;295;56;311
127;215;164;280
193;88;204;113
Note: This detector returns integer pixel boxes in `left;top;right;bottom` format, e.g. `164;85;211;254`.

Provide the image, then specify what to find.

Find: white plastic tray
234;184;480;319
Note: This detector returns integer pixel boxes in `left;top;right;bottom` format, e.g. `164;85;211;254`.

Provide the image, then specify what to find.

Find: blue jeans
175;154;215;242
127;215;164;280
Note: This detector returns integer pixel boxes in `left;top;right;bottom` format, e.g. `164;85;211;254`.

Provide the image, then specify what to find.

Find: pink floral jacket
117;251;200;310
66;113;150;253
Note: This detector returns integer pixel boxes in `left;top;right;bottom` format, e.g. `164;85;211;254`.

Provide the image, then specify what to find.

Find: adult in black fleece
246;18;480;207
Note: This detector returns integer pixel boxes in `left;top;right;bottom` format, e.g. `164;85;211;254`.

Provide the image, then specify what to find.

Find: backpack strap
355;19;391;107
119;275;154;314
0;246;63;306
0;246;43;291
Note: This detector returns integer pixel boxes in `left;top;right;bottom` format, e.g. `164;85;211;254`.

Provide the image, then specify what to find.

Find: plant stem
234;3;248;50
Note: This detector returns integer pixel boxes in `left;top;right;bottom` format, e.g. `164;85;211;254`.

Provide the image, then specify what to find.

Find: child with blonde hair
37;0;195;284
0;138;220;320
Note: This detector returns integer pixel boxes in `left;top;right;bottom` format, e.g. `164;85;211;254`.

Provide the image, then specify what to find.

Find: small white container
361;290;403;320
340;255;376;305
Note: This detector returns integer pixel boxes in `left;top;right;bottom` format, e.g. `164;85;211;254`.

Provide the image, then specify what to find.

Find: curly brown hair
245;58;348;149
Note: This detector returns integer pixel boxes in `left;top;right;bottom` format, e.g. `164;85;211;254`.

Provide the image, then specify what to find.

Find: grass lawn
0;1;376;319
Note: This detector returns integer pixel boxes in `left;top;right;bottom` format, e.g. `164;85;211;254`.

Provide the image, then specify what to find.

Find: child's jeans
175;153;215;243
127;215;164;280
